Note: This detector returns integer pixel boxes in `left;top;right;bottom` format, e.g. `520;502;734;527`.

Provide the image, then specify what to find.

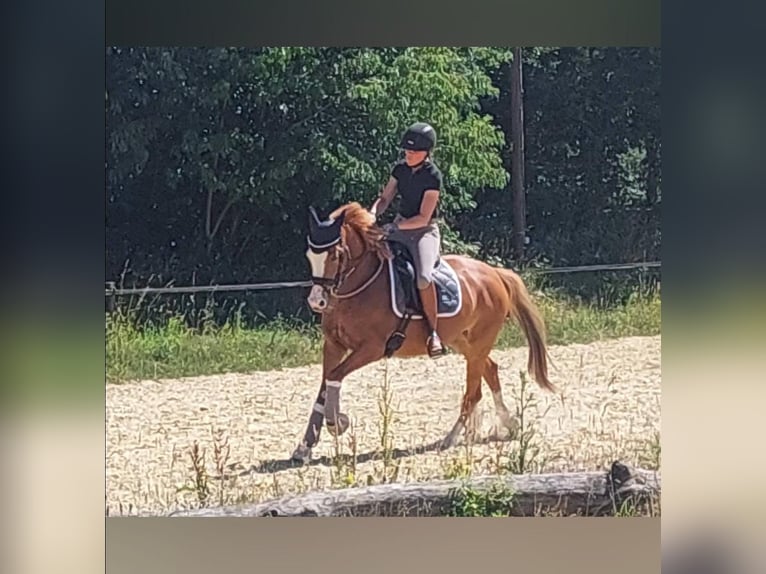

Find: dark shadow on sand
232;433;512;477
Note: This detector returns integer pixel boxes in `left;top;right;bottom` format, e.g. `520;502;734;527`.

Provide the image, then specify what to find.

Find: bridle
308;233;384;300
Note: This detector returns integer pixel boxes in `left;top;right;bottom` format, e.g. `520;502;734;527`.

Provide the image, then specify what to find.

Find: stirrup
426;333;445;358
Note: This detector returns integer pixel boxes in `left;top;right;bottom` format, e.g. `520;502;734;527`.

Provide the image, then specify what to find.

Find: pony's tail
497;268;558;393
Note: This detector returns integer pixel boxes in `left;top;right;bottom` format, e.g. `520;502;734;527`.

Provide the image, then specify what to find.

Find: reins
330;255;385;299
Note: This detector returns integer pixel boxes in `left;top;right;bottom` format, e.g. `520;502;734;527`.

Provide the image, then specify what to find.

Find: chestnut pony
292;201;557;463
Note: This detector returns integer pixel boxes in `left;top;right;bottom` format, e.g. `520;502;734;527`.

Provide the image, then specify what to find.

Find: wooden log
169;461;660;517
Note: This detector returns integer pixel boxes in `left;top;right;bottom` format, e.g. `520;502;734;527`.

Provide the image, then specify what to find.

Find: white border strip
307;235;341;251
386;259;463;320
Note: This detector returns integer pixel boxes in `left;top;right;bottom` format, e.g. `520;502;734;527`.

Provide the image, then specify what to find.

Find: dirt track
106;335;660;516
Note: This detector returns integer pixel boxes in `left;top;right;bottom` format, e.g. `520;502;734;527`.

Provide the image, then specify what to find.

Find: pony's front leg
323;346;384;437
291;382;329;463
291;337;346;464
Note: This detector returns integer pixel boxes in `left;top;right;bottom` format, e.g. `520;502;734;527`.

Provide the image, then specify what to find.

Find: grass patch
106;311;323;383
106;292;660;383
496;290;660;348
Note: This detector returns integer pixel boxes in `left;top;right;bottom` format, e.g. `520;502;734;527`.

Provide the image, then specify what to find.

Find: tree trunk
511;47;527;262
646;137;660;207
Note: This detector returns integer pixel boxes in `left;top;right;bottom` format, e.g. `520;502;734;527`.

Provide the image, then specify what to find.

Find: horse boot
418;283;445;358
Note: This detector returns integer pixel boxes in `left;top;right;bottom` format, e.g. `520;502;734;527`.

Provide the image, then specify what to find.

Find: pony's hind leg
440;354;484;450
483;356;520;440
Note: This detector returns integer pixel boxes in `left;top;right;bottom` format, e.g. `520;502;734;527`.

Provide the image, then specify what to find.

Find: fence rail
105;261;660;298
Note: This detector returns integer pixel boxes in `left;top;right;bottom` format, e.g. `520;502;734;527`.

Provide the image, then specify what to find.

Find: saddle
382;237;462;357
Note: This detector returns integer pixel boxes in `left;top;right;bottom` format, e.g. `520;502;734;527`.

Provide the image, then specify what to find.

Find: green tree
462;47;660;269
106;47;512;292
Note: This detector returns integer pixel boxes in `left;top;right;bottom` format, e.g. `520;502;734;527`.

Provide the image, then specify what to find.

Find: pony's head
305;202;389;312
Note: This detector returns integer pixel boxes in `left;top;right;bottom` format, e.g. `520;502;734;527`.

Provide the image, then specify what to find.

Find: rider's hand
382;222;398;235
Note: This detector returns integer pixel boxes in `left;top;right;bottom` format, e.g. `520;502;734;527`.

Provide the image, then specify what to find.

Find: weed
183;441;209;507
448;481;516;517
377;361;401;484
506;371;549;475
212;427;231;506
639;431;661;470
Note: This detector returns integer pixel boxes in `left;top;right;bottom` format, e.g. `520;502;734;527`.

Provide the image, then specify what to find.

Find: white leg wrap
325;380;341;422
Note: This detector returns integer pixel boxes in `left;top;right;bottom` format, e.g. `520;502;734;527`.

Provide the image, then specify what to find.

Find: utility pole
511;46;526;262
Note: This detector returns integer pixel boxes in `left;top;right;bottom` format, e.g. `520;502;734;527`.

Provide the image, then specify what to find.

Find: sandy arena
106;335;660;516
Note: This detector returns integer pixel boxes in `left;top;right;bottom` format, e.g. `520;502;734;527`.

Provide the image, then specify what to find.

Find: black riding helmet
400;122;436;152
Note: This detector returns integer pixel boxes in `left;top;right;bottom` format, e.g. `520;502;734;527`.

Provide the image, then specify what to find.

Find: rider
369;122;445;358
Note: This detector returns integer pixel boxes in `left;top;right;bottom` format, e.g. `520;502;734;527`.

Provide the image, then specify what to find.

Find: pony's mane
329;202;391;259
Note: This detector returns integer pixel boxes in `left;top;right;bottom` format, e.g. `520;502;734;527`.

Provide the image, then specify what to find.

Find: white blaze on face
306;249;328;278
306;249;329;311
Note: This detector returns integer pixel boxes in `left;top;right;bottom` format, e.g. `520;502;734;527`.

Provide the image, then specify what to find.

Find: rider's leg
413;224;444;357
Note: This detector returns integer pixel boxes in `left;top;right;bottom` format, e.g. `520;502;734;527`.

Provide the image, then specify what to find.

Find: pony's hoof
438;437;455;452
326;413;350;436
487;425;507;442
291;443;312;464
489;418;519;442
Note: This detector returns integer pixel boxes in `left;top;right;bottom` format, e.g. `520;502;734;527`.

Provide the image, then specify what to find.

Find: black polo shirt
391;159;443;220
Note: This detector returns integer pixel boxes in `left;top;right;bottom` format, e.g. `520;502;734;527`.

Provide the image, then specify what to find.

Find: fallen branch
169;461;660;517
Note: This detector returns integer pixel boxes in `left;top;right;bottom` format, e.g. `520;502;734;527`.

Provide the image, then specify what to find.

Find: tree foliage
465;47;660;267
106;47;660;315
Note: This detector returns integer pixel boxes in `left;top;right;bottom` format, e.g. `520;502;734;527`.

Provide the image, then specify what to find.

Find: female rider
369;122;445;358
